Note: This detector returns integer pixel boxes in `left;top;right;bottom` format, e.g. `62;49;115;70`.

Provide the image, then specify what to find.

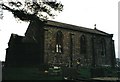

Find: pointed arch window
80;35;86;54
55;31;63;53
100;38;106;56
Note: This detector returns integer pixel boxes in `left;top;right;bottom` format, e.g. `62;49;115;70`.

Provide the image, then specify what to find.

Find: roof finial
94;24;97;30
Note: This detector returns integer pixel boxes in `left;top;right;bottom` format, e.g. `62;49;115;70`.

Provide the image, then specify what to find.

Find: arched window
80;35;86;54
55;31;63;53
100;38;106;56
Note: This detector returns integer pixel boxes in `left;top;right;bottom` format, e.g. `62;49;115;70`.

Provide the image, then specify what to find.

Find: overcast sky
0;0;119;61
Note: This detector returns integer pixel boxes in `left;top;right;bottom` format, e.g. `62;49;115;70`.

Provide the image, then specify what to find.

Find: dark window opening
80;35;86;54
101;38;106;56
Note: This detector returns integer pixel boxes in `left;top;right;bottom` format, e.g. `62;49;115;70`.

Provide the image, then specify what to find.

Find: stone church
5;19;116;68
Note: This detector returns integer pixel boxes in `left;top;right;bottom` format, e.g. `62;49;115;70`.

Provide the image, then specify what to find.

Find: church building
5;19;116;68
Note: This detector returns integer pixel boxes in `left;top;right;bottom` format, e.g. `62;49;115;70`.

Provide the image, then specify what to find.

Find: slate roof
46;20;112;37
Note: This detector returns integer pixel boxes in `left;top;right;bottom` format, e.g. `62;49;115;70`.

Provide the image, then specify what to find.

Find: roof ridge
47;20;93;30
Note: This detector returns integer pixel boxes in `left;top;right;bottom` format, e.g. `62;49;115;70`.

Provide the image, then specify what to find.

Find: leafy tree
1;0;63;22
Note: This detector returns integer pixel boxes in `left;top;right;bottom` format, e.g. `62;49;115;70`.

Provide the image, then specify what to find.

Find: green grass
2;66;119;80
2;67;63;80
77;67;91;79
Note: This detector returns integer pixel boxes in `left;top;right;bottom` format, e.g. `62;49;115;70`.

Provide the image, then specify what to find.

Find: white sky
0;0;119;61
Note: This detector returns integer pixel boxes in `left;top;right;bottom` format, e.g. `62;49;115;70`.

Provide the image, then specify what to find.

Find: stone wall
44;26;114;68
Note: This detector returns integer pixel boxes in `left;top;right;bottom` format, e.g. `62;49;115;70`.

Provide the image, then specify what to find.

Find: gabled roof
46;20;112;37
